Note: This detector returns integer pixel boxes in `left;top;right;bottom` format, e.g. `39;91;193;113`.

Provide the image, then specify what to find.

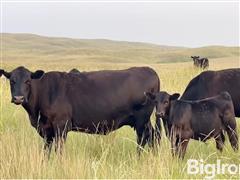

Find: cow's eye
25;80;31;85
164;101;168;105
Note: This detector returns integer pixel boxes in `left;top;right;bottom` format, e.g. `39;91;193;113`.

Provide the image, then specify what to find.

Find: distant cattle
0;66;160;156
145;91;238;159
181;68;240;117
191;56;209;69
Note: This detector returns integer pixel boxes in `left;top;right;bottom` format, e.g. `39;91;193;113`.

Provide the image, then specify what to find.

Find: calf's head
145;91;180;118
2;66;44;105
191;56;200;60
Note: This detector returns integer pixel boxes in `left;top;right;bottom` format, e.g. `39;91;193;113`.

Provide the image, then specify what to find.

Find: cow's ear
170;93;180;101
144;91;156;100
2;70;11;79
31;70;45;79
0;69;3;77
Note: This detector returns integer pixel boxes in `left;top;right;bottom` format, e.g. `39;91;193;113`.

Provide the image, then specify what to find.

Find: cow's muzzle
12;96;24;105
155;112;165;118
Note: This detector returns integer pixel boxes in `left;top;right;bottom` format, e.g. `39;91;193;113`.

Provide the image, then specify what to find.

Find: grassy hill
1;33;239;64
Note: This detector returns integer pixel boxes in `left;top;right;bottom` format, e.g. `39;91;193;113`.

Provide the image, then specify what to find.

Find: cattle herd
0;63;239;159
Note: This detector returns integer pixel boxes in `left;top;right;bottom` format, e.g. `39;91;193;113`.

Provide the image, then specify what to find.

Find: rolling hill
1;33;239;64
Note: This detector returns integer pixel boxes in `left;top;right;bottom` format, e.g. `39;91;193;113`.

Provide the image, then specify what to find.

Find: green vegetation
0;33;239;178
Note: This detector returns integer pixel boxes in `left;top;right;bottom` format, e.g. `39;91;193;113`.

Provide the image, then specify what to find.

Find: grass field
0;33;240;179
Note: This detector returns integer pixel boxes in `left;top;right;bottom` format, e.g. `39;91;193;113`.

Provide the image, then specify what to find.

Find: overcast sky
1;1;239;47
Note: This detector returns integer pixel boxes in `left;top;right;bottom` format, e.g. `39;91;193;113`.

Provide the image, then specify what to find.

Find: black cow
191;56;209;69
181;68;240;117
145;91;238;159
0;66;160;155
191;56;200;67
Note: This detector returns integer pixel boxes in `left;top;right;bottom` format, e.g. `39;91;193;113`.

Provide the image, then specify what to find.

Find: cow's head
191;56;200;63
2;66;44;105
0;69;4;77
191;56;200;60
145;91;180;118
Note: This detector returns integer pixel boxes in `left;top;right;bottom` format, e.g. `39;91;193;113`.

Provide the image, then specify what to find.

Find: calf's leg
170;126;180;157
215;132;225;152
222;111;239;151
155;117;162;145
171;125;192;159
225;119;238;151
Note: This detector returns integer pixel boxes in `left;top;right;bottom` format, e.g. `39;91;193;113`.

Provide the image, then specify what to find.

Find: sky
1;1;239;47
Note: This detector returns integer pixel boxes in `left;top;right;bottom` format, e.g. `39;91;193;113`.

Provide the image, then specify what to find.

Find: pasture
0;34;239;179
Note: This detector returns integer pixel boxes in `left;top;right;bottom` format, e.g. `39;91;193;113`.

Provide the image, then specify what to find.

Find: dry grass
0;56;240;179
0;33;240;178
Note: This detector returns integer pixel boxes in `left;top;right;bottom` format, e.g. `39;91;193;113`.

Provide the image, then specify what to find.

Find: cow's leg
178;138;189;159
43;136;54;159
136;122;153;155
177;128;193;159
215;132;225;152
155;117;162;145
170;126;179;157
171;136;179;157
52;117;72;155
136;126;146;155
134;107;155;155
225;118;238;151
171;126;191;159
44;137;53;153
146;121;155;148
38;125;54;159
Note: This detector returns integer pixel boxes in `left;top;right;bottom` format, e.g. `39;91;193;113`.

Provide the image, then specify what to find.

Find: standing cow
181;68;240;117
191;56;209;69
0;66;160;156
145;68;240;145
145;91;238;159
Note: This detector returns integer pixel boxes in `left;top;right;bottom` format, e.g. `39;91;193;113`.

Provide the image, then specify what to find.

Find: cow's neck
22;80;40;128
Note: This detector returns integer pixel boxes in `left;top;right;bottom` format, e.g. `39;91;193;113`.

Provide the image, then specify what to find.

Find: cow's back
181;68;240;116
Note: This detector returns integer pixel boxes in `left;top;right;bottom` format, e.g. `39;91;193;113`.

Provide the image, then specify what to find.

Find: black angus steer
181;68;240;117
0;66;160;155
191;56;201;67
145;91;238;159
191;56;209;69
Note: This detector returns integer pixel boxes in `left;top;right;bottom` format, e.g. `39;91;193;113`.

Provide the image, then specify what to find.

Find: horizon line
1;32;239;49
